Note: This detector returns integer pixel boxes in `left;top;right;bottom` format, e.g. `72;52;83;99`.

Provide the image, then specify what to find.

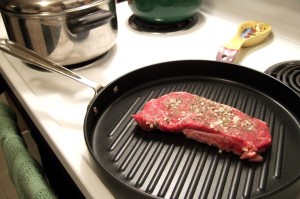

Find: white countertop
0;1;300;198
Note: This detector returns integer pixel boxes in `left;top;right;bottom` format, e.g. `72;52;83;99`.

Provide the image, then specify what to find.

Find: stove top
128;14;200;33
1;1;300;199
265;61;300;96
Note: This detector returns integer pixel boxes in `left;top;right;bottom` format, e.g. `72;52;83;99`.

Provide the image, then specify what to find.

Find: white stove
0;0;299;198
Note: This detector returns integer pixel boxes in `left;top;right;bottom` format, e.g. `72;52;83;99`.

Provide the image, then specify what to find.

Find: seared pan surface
85;61;300;199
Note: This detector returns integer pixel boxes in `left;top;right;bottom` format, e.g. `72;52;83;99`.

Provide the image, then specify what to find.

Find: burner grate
128;14;198;33
265;61;300;95
26;51;109;71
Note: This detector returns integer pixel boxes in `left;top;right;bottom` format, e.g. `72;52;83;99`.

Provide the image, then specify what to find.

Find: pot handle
68;9;115;34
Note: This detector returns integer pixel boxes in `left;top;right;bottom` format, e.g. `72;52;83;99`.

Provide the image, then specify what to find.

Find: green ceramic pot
128;0;202;24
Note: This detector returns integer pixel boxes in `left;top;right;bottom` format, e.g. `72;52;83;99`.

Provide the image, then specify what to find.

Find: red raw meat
132;92;271;162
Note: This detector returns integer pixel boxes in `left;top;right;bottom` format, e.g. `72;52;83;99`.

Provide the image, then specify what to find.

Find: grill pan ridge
85;60;300;199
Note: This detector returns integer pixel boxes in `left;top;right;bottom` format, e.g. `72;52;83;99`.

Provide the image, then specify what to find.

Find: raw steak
132;92;271;162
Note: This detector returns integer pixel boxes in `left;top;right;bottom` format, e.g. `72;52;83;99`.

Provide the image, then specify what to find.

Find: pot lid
0;0;107;14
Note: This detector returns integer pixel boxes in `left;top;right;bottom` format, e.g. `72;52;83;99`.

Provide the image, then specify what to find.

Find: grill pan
85;60;300;199
2;39;299;199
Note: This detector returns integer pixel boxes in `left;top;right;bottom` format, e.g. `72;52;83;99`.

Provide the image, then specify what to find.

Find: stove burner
27;51;109;72
265;61;300;95
65;52;109;70
128;14;199;33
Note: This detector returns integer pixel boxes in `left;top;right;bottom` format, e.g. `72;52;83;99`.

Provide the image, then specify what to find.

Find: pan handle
0;38;102;96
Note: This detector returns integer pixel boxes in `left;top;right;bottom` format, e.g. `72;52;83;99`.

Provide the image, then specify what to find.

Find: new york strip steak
133;92;271;162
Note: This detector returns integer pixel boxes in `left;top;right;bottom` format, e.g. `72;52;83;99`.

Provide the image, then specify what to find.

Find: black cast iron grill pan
84;60;300;199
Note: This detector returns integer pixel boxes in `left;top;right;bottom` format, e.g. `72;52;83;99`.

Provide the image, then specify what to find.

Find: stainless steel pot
0;0;118;66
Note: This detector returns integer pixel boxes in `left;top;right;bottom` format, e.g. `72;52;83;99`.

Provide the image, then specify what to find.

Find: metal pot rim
0;0;110;15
